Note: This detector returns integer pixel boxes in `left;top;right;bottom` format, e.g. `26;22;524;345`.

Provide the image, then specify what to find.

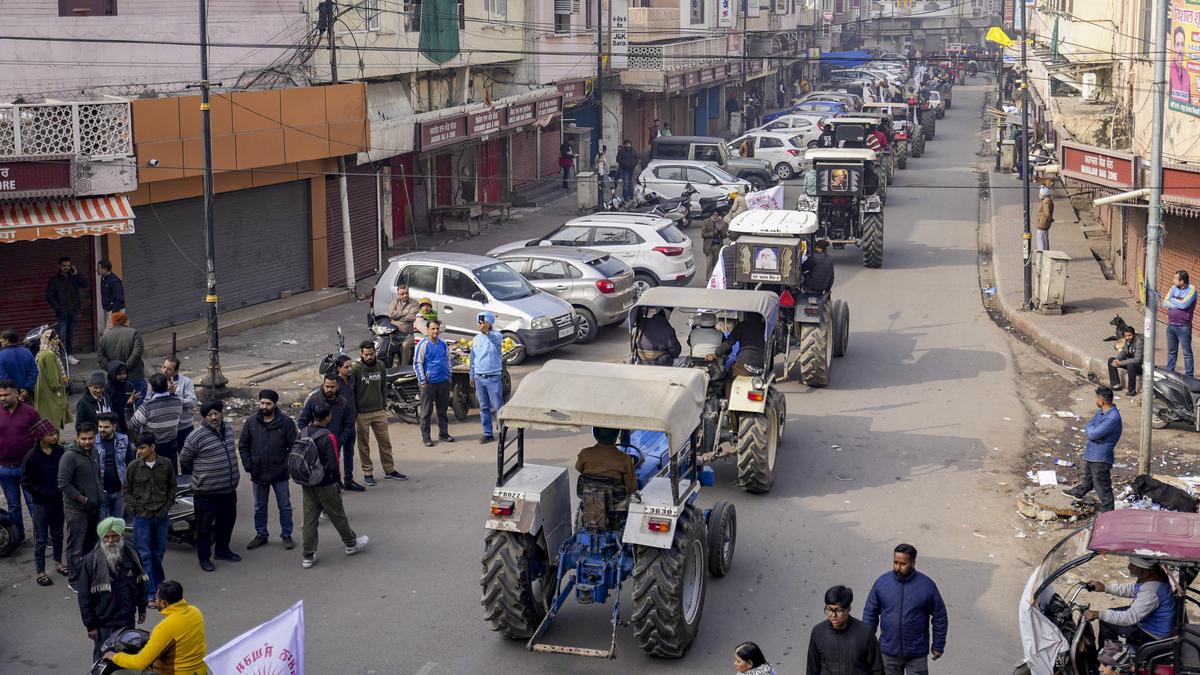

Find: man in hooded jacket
104;362;138;436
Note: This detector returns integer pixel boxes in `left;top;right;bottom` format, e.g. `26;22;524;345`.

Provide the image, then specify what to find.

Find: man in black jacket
46;256;88;364
76;371;116;434
616;140;639;201
238;390;297;551
76;516;148;660
300;402;368;569
807;585;884;675
802;239;836;296
635;310;682;366
97;259;125;330
299;373;358;491
1107;324;1144;397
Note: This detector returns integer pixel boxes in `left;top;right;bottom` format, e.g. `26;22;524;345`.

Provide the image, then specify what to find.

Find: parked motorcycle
1150;367;1200;431
165;475;196;545
366;312;402;367
318;326;346;378
385;364;421;425
88;627;150;675
0;506;18;558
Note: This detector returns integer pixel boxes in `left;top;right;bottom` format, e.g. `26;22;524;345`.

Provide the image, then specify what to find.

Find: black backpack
287;428;326;487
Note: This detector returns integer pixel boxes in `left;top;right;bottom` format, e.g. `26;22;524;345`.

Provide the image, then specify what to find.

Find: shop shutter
511;130;538;190
326;168;380;288
124;182;311;331
0;237;96;353
540;122;562;180
478;138;505;202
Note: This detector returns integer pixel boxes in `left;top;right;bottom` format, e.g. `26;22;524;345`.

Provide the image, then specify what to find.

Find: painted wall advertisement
1171;0;1200;116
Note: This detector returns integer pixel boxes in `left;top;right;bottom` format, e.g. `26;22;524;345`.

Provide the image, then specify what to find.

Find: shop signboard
1060;141;1137;190
0;161;73;199
420;116;468;150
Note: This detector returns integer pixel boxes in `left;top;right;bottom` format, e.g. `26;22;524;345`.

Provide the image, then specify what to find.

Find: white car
730;131;808;180
487;214;696;295
754;114;825;147
639;159;751;202
928;91;945;118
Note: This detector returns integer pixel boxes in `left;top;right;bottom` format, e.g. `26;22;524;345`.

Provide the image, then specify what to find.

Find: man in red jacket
0;378;42;544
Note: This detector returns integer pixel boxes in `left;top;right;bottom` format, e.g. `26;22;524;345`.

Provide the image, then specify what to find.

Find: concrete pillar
602;89;623;156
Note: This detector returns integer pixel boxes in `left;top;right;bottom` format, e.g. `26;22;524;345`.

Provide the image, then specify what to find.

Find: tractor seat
575;474;629;533
1136;625;1200;669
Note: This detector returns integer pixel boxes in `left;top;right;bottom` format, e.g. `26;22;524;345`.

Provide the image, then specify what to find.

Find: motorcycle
318;326;346;378
0;506;18;558
164;475;197;545
1150;367;1200;431
366;312;402;368
88;627;150;675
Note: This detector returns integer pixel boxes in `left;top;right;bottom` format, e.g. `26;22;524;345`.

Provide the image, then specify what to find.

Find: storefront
1058;139;1139;285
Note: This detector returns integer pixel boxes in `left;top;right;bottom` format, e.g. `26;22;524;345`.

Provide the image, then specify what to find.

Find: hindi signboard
1060;141;1137;190
420;116;468;150
0;162;73;199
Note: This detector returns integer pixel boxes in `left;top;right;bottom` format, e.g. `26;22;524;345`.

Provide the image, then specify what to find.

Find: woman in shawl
34;328;72;429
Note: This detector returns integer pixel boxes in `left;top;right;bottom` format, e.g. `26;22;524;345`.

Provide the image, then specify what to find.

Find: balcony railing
628;7;680;43
628;35;730;71
0;101;133;160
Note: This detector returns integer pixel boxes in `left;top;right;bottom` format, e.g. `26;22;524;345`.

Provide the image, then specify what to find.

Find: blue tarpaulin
820;49;872;69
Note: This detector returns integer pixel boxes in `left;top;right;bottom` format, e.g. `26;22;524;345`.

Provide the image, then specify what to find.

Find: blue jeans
252;480;293;538
0;465;33;539
133;515;169;600
1167;323;1195;378
475;373;504;437
620;168;635;199
100;491;125;521
56;313;77;356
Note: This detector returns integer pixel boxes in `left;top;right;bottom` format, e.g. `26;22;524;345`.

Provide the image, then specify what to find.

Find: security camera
148;159;160;167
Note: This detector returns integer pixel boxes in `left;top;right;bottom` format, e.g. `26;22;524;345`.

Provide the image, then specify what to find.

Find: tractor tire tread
735;410;776;493
480;531;545;639
632;506;706;658
862;212;884;269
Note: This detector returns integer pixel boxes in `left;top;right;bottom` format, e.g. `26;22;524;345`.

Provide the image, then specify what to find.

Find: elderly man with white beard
75;516;148;661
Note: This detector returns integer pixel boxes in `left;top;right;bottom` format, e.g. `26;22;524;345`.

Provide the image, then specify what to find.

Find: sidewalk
986;170;1197;382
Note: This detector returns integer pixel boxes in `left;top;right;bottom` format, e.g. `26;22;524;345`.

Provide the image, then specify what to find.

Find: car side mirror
709;179;719;186
472;292;488;304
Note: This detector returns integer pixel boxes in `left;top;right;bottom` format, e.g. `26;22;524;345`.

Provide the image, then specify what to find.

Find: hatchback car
371;252;576;365
487;213;696;296
490;247;636;344
730;131;807;180
639;159;751;202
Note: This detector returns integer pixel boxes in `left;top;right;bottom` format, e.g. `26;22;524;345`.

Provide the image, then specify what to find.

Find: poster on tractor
1170;0;1200;116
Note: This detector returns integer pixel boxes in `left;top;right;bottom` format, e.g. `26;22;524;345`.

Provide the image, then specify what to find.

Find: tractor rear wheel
861;212;884;269
480;531;551;639
767;386;786;438
912;134;925;157
832;299;850;357
705;501;737;577
735;406;778;494
632;505;707;658
798;313;832;388
897;148;908;169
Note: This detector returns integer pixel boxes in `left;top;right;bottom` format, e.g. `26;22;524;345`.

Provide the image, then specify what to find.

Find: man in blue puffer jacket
862;543;949;674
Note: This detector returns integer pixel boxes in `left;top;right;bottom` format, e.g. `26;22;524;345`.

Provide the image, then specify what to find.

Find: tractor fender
727;375;769;414
623;476;699;550
485;463;572;560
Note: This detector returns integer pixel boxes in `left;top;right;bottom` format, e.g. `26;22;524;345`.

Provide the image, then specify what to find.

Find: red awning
0;195;135;243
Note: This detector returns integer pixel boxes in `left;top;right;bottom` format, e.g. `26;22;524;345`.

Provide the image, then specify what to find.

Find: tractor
480;360;737;659
861;101;923;165
797;148;886;268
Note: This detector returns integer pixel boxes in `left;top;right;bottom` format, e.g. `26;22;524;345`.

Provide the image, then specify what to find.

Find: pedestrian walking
1064;386;1122;512
1163;270;1196;378
735;641;778;674
702;215;727;277
297;402;369;569
415;319;454;448
104;361;139;436
33;328;72;430
807;585;885;675
559;141;575;190
180;400;241;572
97;259;125;330
617;140;639;201
21;421;66;586
75;516;148;661
470;312;503;444
162;357;198;452
46;256;88;365
1035;185;1054;251
76;370;114;434
596;145;611;200
1;378;42;547
98;311;147;404
1107;325;1144;396
103;579;207;673
128;373;183;472
123;433;176;604
300;372;359;492
58;421;102;588
388;283;422;366
352;341;403;486
0;328;38;402
239;389;297;551
777;82;787;109
95;412;134;520
862;544;949;675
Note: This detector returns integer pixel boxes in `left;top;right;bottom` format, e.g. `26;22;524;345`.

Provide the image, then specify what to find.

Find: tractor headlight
752;377;765;390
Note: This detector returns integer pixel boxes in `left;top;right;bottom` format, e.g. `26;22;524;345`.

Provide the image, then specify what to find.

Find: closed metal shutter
0;237;96;353
540;122;562;180
326;168;380;288
511;130;537;190
124;182;311;331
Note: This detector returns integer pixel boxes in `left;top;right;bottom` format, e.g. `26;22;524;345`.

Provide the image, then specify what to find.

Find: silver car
491;247;636;344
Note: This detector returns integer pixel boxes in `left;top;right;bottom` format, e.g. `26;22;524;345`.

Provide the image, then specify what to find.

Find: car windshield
475;262;536;301
587;255;628;277
706;165;738;183
657;224;687;244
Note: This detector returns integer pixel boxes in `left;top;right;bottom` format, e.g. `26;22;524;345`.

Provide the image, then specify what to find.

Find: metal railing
0;101;133;160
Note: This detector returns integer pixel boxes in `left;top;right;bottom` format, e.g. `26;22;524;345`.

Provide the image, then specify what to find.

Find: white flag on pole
745;185;785;210
205;600;305;675
707;248;727;289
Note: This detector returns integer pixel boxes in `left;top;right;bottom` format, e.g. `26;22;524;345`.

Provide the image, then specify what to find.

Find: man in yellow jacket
106;579;207;674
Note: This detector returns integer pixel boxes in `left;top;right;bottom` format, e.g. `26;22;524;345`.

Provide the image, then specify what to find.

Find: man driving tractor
706;313;767;396
635;309;682;366
1084;556;1176;649
575;427;638;497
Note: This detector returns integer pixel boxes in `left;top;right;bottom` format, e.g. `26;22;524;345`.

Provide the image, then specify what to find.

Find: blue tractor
480;360;737;658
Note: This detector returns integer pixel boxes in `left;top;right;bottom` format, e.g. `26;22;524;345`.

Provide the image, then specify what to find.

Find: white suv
730;130;808;180
488;214;695;295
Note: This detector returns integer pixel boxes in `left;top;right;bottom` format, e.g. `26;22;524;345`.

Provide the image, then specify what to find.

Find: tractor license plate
494;489;526;500
751;272;782;282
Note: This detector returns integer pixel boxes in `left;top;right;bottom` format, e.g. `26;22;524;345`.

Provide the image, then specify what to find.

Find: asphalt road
0;82;1033;674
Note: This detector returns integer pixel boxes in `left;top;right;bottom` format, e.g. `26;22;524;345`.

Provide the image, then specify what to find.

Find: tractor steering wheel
618;443;646;469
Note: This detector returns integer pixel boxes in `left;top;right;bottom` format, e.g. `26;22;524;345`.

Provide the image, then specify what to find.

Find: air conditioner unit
1081;72;1098;101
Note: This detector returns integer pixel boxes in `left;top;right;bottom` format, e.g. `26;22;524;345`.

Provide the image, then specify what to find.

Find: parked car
487;213;696;296
639;159;751;201
780;100;849;119
649;135;777;189
371;252;577;365
729;131;807;180
490;247;636;344
754;114;826;147
798;91;862;110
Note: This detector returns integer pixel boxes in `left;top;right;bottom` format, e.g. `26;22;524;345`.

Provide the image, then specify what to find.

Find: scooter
366;312;402;368
0;506;18;558
1151;367;1200;431
88;627;150;675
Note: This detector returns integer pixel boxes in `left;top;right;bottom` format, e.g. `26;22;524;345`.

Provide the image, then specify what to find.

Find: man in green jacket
352;341;402;487
97;311;147;404
123;432;176;603
58;422;102;589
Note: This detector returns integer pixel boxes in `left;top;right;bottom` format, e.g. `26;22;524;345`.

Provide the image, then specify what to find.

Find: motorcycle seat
1163;370;1200;393
386;366;415;382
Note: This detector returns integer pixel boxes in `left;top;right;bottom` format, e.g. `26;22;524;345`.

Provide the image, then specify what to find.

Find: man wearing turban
75;516;148;660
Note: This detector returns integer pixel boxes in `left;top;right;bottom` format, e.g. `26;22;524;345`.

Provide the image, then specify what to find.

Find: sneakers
246;535;268;550
423;439;434;447
480;435;495;444
384;470;407;481
345;535;370;555
363;474;377;487
1062;488;1081;500
301;554;317;569
344;480;366;492
438;434;455;443
282;536;295;550
66;355;79;365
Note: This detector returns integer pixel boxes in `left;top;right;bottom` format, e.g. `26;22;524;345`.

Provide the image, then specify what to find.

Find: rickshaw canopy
497;360;706;455
1089;509;1200;564
630;287;780;339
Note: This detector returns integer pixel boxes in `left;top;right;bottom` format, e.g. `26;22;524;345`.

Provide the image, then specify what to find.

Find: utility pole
741;0;748;134
1139;0;1170;474
1019;0;1032;309
595;0;604;160
198;0;226;393
322;0;357;294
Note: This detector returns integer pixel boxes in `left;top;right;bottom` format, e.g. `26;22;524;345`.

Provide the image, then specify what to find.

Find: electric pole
322;0;357;294
1139;0;1170;474
596;0;604;160
198;0;226;393
1020;0;1032;309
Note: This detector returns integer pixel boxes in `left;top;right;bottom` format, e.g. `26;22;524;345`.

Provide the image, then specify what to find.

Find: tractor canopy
728;209;819;237
629;287;780;339
497;360;706;456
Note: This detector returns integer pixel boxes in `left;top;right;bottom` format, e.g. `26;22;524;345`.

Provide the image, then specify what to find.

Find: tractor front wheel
632;506;708;658
861;212;884;269
798;313;832;388
480;531;552;639
705;501;737;577
735;406;779;494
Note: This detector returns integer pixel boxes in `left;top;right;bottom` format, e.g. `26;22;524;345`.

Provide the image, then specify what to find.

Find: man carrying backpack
293;402;368;569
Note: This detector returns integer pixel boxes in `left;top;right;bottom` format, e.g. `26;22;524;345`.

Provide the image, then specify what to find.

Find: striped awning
0;195;135;243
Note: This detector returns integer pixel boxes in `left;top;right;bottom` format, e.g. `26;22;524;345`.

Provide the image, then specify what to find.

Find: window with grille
406;0;421;31
59;0;116;15
485;0;507;20
691;0;704;24
555;0;580;32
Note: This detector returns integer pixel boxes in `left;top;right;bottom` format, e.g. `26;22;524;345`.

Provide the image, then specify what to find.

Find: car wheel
573;307;599;344
774;163;795;181
633;273;658;298
501;332;527;366
748;176;767;190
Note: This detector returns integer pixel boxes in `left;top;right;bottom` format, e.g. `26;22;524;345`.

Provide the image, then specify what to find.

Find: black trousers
1069;461;1115;512
419;380;451;441
1098;615;1156;648
194;491;237;562
155;440;178;476
1107;359;1140;393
